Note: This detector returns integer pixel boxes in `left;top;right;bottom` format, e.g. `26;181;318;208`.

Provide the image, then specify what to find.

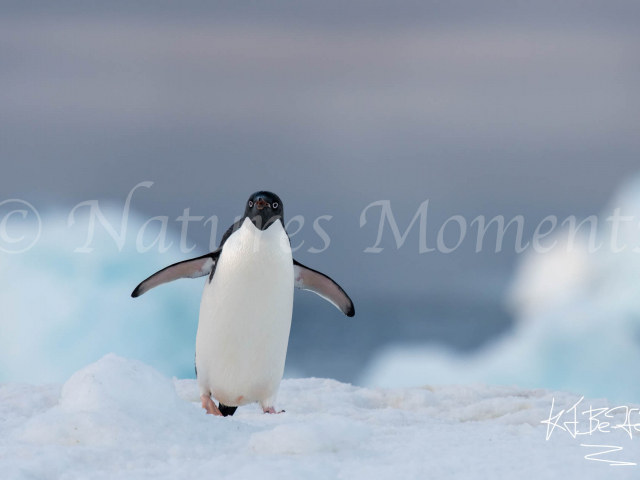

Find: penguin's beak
255;199;269;210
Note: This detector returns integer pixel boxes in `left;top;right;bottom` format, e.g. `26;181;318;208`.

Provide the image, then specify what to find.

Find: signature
542;397;640;466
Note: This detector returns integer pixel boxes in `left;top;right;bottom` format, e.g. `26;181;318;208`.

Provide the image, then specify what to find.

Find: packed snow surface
1;355;637;479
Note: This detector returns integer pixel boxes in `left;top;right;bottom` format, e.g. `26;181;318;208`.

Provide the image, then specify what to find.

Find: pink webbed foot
201;395;223;416
263;406;285;414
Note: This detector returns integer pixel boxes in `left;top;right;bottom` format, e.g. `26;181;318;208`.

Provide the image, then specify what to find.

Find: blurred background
1;1;640;402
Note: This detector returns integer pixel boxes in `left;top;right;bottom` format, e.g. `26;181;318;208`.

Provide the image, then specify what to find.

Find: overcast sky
2;1;639;298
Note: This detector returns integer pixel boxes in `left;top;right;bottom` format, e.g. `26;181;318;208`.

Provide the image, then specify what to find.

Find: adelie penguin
132;192;354;416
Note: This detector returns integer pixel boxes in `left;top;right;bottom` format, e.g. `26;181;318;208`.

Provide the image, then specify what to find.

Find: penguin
132;191;354;416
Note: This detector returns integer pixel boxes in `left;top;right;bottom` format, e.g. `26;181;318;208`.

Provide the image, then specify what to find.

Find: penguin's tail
218;403;238;417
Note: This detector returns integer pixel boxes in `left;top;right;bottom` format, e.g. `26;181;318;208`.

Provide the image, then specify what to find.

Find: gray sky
2;1;639;298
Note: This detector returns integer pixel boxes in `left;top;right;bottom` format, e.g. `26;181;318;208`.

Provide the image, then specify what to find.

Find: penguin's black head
244;191;284;230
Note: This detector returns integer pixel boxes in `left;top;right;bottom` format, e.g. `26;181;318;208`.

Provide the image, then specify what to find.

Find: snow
1;354;637;479
361;177;640;403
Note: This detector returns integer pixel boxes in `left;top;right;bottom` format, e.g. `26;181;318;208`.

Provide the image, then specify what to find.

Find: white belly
195;218;293;408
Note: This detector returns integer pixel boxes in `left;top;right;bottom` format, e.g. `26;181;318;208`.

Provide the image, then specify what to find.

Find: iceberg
362;177;640;404
0;207;204;383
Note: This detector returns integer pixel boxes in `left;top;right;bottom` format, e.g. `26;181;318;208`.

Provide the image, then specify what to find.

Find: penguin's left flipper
293;259;355;317
131;250;221;297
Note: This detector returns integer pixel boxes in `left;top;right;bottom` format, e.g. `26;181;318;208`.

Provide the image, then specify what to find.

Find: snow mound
362;177;640;403
1;355;637;479
60;353;182;414
18;354;205;448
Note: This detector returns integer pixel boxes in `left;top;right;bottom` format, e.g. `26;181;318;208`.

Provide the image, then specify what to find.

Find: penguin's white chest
195;219;293;408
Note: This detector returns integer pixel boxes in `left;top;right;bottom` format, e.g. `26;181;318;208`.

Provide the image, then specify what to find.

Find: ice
361;177;640;403
0;207;204;383
1;355;636;479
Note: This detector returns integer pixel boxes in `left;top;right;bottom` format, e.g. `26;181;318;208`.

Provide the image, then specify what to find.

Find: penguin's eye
248;201;253;207
272;202;278;209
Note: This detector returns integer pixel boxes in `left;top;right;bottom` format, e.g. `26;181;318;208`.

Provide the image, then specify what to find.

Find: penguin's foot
263;407;285;414
201;395;222;416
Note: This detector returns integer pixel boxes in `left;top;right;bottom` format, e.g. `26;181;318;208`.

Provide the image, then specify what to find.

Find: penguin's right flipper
131;250;220;297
